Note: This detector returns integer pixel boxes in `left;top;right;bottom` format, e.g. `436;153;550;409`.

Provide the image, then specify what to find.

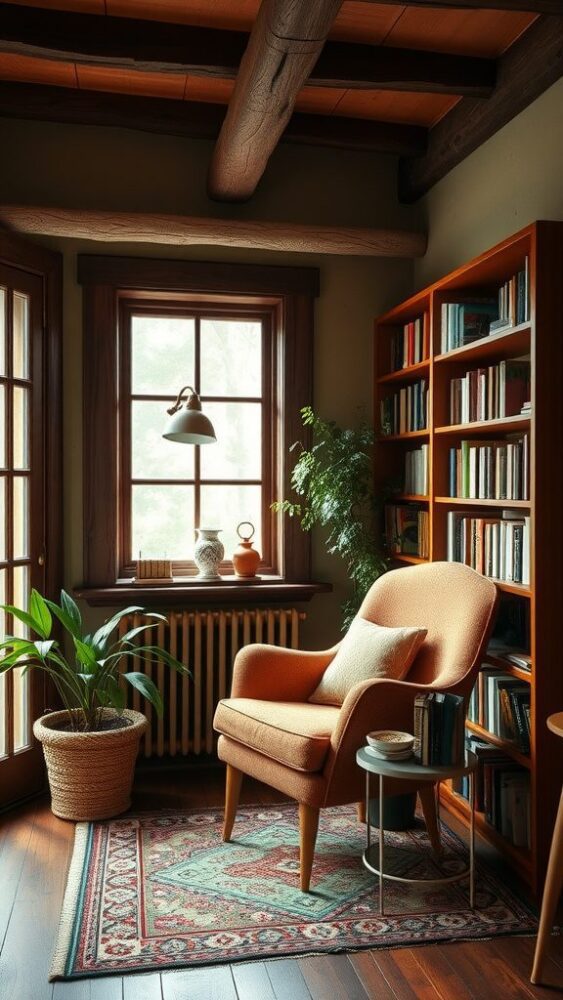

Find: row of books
467;664;531;752
440;299;498;354
491;259;530;332
448;435;529;501
413;691;465;766
449;359;530;425
385;504;429;558
404;444;429;496
390;315;429;371
453;734;530;848
446;510;531;585
380;379;428;435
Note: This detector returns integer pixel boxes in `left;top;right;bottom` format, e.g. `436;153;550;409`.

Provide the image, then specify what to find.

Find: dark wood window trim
79;254;322;598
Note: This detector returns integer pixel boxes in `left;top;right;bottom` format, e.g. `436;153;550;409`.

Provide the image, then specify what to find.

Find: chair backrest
357;562;498;695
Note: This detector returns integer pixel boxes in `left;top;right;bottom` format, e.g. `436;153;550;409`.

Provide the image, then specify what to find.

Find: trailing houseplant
272;406;387;629
0;589;187;820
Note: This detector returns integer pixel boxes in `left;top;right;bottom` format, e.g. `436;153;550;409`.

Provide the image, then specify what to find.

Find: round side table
356;747;477;916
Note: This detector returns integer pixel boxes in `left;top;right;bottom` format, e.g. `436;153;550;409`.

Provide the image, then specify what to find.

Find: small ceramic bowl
366;730;414;754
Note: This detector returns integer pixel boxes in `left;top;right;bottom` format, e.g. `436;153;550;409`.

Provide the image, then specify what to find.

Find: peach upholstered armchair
213;562;498;891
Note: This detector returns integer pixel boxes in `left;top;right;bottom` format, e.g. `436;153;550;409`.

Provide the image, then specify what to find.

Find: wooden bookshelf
374;222;563;898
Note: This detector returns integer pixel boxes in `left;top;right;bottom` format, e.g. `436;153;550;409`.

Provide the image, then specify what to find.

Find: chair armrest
230;643;339;701
324;677;434;793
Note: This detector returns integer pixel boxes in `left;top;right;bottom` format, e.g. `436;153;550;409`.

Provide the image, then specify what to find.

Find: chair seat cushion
213;698;339;772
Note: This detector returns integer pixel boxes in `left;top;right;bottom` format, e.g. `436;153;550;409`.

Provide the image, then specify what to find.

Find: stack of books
453;734;531;848
390;315;429;371
380;379;428;435
446;510;530;585
440;299;499;354
448;434;529;500
385;504;429;558
468;664;531;752
490;258;530;333
413;692;465;766
404;444;429;496
449;359;530;424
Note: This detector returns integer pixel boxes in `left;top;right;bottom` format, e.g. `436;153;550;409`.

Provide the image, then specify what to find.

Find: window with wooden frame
79;256;321;599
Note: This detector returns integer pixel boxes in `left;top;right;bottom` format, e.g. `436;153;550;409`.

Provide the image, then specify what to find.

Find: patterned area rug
51;803;537;980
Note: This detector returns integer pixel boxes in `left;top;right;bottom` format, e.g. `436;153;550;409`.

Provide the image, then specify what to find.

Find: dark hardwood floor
0;764;561;1000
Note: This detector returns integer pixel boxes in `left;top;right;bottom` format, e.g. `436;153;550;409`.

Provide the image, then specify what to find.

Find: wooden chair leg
299;803;320;892
222;764;243;842
531;788;563;984
419;784;442;857
357;800;367;823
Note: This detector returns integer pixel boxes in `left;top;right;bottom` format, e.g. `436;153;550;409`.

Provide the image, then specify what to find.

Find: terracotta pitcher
232;521;261;578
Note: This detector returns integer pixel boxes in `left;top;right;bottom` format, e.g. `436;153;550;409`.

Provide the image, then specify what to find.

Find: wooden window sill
74;578;332;607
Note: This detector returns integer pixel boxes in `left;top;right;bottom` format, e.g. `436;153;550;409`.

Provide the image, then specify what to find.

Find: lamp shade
162;386;217;445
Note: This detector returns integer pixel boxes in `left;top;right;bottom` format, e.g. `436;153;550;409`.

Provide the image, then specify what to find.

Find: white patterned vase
194;528;224;580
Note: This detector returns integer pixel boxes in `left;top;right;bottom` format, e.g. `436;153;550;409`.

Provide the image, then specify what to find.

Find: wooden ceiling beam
358;0;561;12
0;205;428;258
0;3;496;97
398;14;563;202
0;82;427;156
207;0;343;202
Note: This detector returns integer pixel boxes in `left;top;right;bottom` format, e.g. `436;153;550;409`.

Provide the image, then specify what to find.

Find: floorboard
0;764;556;1000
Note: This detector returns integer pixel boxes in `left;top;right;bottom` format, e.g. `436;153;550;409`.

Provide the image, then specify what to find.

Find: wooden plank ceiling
0;1;560;203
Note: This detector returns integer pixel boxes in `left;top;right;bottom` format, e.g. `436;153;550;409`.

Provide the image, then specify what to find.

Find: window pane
0;384;5;467
13;477;29;560
13;565;31;750
200;402;262;481
201;319;262;398
0;478;5;562
132;484;194;561
13;292;30;380
13;386;30;470
200;485;262;562
0;287;5;376
132;401;194;480
131;316;195;395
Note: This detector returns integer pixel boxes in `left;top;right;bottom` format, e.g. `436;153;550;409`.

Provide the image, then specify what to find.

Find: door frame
0;230;63;806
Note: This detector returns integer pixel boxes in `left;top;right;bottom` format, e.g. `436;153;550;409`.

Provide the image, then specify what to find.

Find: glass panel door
0;264;45;806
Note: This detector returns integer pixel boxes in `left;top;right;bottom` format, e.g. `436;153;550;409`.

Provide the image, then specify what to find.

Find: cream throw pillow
309;617;427;707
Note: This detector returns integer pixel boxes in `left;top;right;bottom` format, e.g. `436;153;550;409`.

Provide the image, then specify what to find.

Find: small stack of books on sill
446;509;531;585
490;258;530;333
404;444;429;496
413;692;465;766
390;315;429;371
449;359;530;424
468;663;531;753
453;734;531;848
440;300;499;354
380;379;428;435
385;504;429;558
448;434;529;500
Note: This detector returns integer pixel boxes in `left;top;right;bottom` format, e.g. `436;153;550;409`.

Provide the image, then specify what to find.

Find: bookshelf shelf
435;497;530;508
390;553;428;565
374;222;563;897
378;360;430;384
434;322;531;365
435;415;530;436
465;719;531;769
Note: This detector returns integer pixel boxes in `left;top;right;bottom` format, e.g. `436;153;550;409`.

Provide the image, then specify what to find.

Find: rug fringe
49;823;90;982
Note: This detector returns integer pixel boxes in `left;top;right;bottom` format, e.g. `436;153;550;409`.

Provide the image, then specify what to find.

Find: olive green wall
0;117;417;647
413;78;563;290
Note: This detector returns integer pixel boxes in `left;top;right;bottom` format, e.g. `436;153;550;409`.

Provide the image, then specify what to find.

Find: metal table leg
379;773;384;916
366;770;370;855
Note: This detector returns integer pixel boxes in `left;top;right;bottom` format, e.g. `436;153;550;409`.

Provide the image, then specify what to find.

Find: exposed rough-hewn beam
0;3;496;97
398;14;563;202
359;0;560;11
0;205;428;258
0;81;427;155
207;0;343;202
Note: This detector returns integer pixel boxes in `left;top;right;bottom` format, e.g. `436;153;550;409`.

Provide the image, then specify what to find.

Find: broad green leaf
103;674;126;713
116;623;159;647
34;639;56;659
0;605;44;637
44;600;82;640
30;590;52;639
72;637;98;671
124;672;163;716
60;590;82;633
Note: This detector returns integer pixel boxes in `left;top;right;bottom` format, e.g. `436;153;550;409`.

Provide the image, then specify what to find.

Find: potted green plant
0;589;186;821
272;406;387;628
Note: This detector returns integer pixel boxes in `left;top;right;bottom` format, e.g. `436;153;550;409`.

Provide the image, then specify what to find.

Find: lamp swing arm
167;385;199;415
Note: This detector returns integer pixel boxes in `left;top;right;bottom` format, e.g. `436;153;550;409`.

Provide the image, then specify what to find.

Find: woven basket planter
33;709;148;821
